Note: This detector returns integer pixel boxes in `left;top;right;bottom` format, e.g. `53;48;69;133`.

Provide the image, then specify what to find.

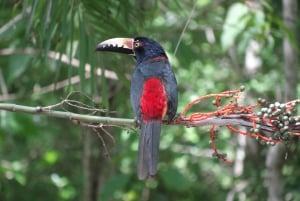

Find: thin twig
174;0;197;55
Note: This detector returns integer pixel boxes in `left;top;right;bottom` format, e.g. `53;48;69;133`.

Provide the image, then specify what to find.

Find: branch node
36;106;43;112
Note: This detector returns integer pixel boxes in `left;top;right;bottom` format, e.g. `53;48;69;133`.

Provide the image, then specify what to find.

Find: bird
96;37;178;180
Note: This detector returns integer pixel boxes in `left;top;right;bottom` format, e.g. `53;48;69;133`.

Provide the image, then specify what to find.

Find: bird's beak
95;38;135;55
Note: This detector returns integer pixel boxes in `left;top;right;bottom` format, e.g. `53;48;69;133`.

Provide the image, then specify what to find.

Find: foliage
0;0;299;201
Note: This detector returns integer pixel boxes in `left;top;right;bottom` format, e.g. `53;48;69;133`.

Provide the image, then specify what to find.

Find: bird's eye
134;41;142;48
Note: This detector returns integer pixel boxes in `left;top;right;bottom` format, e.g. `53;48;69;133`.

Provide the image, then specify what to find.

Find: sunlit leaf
43;150;58;164
221;3;249;50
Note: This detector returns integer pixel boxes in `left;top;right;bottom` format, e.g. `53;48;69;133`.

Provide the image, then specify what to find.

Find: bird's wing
130;66;144;120
163;64;178;121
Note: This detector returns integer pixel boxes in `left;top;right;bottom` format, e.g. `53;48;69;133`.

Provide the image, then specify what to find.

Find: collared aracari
96;37;178;180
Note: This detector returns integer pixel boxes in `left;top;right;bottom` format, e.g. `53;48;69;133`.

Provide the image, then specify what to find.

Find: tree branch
0;103;134;127
0;102;299;138
175;114;300;137
0;89;299;152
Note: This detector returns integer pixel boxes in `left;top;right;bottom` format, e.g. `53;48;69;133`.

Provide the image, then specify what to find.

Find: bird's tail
137;120;161;180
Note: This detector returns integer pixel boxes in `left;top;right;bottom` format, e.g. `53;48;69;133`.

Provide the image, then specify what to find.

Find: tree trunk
266;1;298;201
283;0;298;101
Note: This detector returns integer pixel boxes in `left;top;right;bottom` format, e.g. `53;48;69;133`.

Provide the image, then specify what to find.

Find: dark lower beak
95;38;134;55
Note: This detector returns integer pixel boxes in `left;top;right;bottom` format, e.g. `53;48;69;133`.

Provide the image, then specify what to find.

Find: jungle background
0;0;299;201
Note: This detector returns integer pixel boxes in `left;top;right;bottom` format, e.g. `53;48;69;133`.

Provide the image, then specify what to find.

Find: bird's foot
134;117;141;128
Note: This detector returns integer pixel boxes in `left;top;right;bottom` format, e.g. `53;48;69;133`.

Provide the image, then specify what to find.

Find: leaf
43;150;59;165
221;3;249;50
100;174;130;201
160;168;190;192
7;54;32;84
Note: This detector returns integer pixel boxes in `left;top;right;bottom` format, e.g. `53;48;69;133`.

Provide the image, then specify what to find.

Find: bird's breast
140;77;167;122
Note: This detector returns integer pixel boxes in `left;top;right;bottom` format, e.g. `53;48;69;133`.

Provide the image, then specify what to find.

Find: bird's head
96;37;167;64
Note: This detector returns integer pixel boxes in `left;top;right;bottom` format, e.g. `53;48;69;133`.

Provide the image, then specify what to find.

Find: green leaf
160;168;190;192
221;3;249;50
7;54;32;84
43;150;59;165
100;174;130;201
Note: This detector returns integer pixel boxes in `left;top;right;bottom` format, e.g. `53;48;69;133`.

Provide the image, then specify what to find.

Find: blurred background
0;0;299;201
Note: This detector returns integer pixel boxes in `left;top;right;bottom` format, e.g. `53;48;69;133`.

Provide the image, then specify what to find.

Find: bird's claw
134;117;141;128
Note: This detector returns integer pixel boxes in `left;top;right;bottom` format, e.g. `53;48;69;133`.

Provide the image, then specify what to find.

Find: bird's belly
140;78;167;122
